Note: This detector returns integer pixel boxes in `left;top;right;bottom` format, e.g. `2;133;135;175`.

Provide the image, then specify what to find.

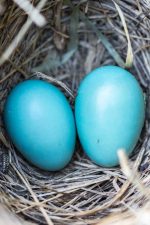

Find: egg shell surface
75;66;145;167
4;80;76;171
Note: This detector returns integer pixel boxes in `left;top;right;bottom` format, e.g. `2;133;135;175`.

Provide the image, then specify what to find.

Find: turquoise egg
4;80;76;171
75;66;145;167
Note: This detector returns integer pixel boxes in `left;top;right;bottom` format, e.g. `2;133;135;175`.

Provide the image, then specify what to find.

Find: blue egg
4;80;76;171
75;66;145;167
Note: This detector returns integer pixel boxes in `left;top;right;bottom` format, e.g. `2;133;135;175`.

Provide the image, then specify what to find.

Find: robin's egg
75;66;145;167
4;80;76;171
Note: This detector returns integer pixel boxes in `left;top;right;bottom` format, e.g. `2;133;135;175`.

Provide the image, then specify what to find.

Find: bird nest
0;1;150;225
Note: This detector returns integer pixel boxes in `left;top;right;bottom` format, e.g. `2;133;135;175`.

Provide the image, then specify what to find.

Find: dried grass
0;0;150;224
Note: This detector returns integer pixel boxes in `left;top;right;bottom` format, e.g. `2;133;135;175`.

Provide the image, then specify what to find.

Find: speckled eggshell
4;80;76;171
75;66;145;167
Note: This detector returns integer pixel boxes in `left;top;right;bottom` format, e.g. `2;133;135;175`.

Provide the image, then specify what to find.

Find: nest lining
0;1;150;225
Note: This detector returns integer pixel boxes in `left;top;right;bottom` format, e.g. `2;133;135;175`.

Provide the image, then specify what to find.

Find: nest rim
0;1;150;225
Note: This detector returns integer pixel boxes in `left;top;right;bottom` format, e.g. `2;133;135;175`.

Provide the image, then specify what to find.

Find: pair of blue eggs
4;66;145;171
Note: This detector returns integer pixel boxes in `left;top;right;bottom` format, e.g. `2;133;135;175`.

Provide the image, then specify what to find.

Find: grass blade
113;1;133;68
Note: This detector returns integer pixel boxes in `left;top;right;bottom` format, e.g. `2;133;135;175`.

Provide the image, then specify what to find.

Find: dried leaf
80;11;125;68
34;6;79;72
84;47;96;73
62;6;79;63
33;49;61;72
53;0;66;50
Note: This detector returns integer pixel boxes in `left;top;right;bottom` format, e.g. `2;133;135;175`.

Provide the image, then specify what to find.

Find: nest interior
0;0;150;224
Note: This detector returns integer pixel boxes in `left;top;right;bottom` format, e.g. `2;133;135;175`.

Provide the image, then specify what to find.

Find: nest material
0;0;150;224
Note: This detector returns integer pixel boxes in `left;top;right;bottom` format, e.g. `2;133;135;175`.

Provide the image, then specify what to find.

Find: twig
13;0;46;27
11;164;54;225
0;0;47;66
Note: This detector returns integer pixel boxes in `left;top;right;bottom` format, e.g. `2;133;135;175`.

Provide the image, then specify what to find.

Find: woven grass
0;0;150;224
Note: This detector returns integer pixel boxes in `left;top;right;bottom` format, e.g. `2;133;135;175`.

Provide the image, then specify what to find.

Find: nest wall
0;1;150;224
